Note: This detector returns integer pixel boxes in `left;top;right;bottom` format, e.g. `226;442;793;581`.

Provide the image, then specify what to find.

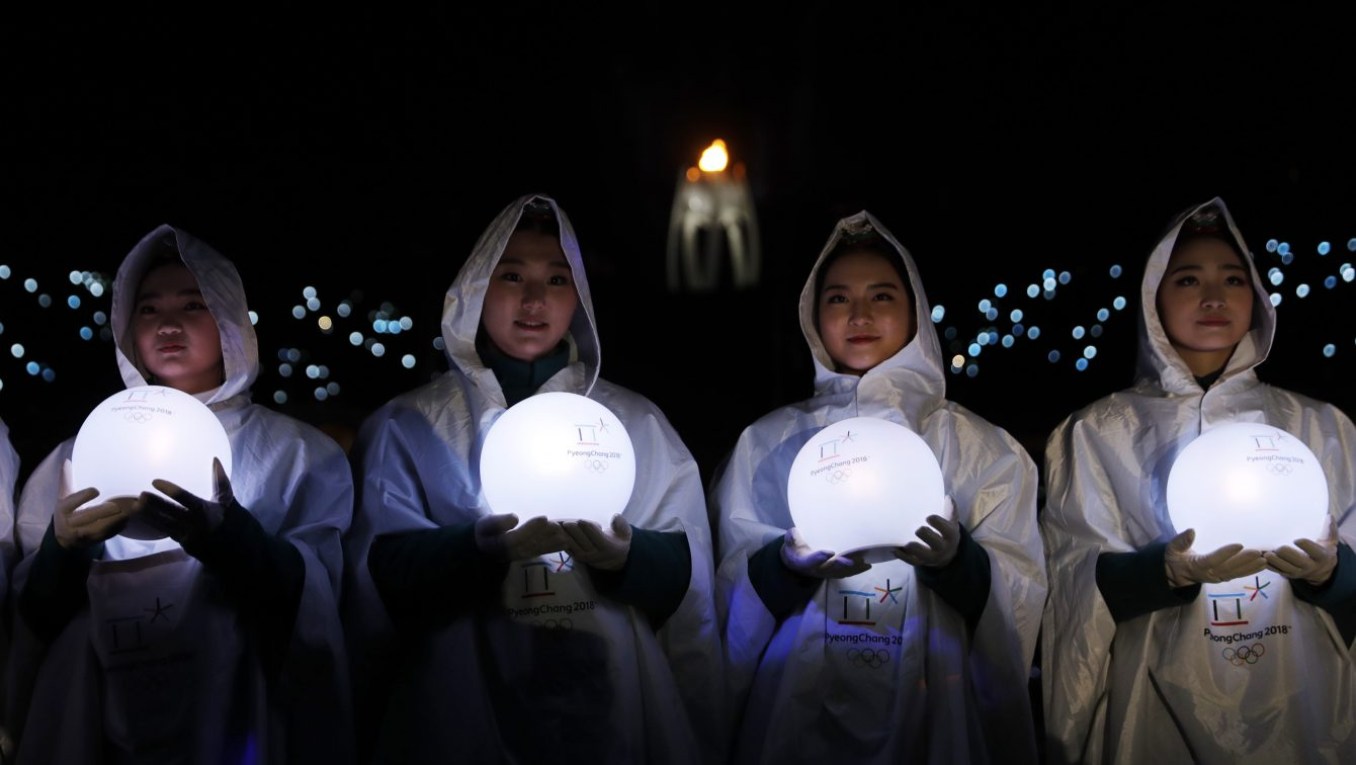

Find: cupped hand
781;526;871;579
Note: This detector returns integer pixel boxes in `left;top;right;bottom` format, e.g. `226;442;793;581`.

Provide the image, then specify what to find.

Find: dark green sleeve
183;501;306;677
1291;542;1356;646
914;524;991;632
1096;541;1199;622
748;536;820;620
367;522;510;630
16;522;96;643
589;527;691;628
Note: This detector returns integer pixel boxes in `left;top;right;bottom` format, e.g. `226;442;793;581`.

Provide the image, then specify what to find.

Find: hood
1135;197;1275;394
110;224;259;405
797;210;946;424
440;193;601;399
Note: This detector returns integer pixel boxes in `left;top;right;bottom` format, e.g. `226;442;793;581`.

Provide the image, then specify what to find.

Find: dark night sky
4;5;1354;486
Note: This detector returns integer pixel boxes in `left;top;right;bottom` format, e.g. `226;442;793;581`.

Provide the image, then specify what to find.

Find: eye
549;275;571;286
185;299;209;311
497;272;522;283
136;303;157;315
823;294;847;305
1173;275;1199;287
871;291;895;302
1226;275;1250;286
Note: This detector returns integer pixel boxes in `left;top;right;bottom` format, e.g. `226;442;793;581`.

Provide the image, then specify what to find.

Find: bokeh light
2;226;1350;436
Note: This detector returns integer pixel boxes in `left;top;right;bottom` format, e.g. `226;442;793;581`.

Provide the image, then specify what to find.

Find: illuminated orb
72;385;233;540
787;416;945;563
1166;421;1329;552
480;392;635;526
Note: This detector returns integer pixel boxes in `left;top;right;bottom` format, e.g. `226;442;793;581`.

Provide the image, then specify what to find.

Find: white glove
1164;528;1266;587
780;526;871;579
894;496;960;569
562;514;632;571
475;514;569;561
1266;516;1340;586
53;459;135;550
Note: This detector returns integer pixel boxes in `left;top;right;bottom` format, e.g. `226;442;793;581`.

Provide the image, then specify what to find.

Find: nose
1201;282;1226;308
522;281;546;310
848;301;872;325
156;317;184;334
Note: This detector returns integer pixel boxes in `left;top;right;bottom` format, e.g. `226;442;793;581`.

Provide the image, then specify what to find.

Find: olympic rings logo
826;467;853;485
1222;643;1265;666
1267;463;1293;476
846;648;890;669
538;618;574;631
585;459;609;474
126;411;153;424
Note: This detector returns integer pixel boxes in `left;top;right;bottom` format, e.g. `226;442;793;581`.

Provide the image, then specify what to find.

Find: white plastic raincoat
6;225;355;764
711;210;1046;764
0;419;15;565
0;417;16;606
1040;197;1356;764
0;417;17;733
342;194;723;764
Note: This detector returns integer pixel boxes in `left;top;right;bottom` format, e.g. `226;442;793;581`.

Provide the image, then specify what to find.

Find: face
816;249;916;376
1155;236;1254;377
481;230;579;362
132;261;225;394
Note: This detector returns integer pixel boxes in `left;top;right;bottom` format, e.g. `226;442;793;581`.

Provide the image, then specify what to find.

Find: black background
4;5;1354;488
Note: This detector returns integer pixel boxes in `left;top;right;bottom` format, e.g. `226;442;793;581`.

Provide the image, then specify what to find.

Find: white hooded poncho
0;419;16;596
6;224;355;764
0;417;17;723
1040;197;1356;764
711;210;1046;764
341;194;724;764
0;421;16;575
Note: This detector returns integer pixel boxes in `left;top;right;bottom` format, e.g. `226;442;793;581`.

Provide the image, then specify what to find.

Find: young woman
341;194;723;764
1040;198;1356;763
5;225;355;764
710;210;1045;763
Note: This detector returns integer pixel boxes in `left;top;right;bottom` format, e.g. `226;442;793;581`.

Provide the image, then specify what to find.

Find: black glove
138;456;229;548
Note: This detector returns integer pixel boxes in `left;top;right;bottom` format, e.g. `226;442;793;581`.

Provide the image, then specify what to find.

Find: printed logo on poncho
1200;573;1291;667
822;576;906;667
505;553;599;630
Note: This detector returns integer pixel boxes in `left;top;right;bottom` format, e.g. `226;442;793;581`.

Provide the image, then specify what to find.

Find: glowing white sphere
71;385;233;540
480;392;635;525
1167;421;1329;551
787;416;945;562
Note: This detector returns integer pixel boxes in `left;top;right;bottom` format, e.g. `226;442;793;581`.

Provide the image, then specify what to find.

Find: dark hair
1171;206;1246;263
135;234;185;291
813;228;916;326
515;198;561;237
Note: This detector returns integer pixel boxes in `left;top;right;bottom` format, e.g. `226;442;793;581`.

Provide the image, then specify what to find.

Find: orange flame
698;139;730;173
